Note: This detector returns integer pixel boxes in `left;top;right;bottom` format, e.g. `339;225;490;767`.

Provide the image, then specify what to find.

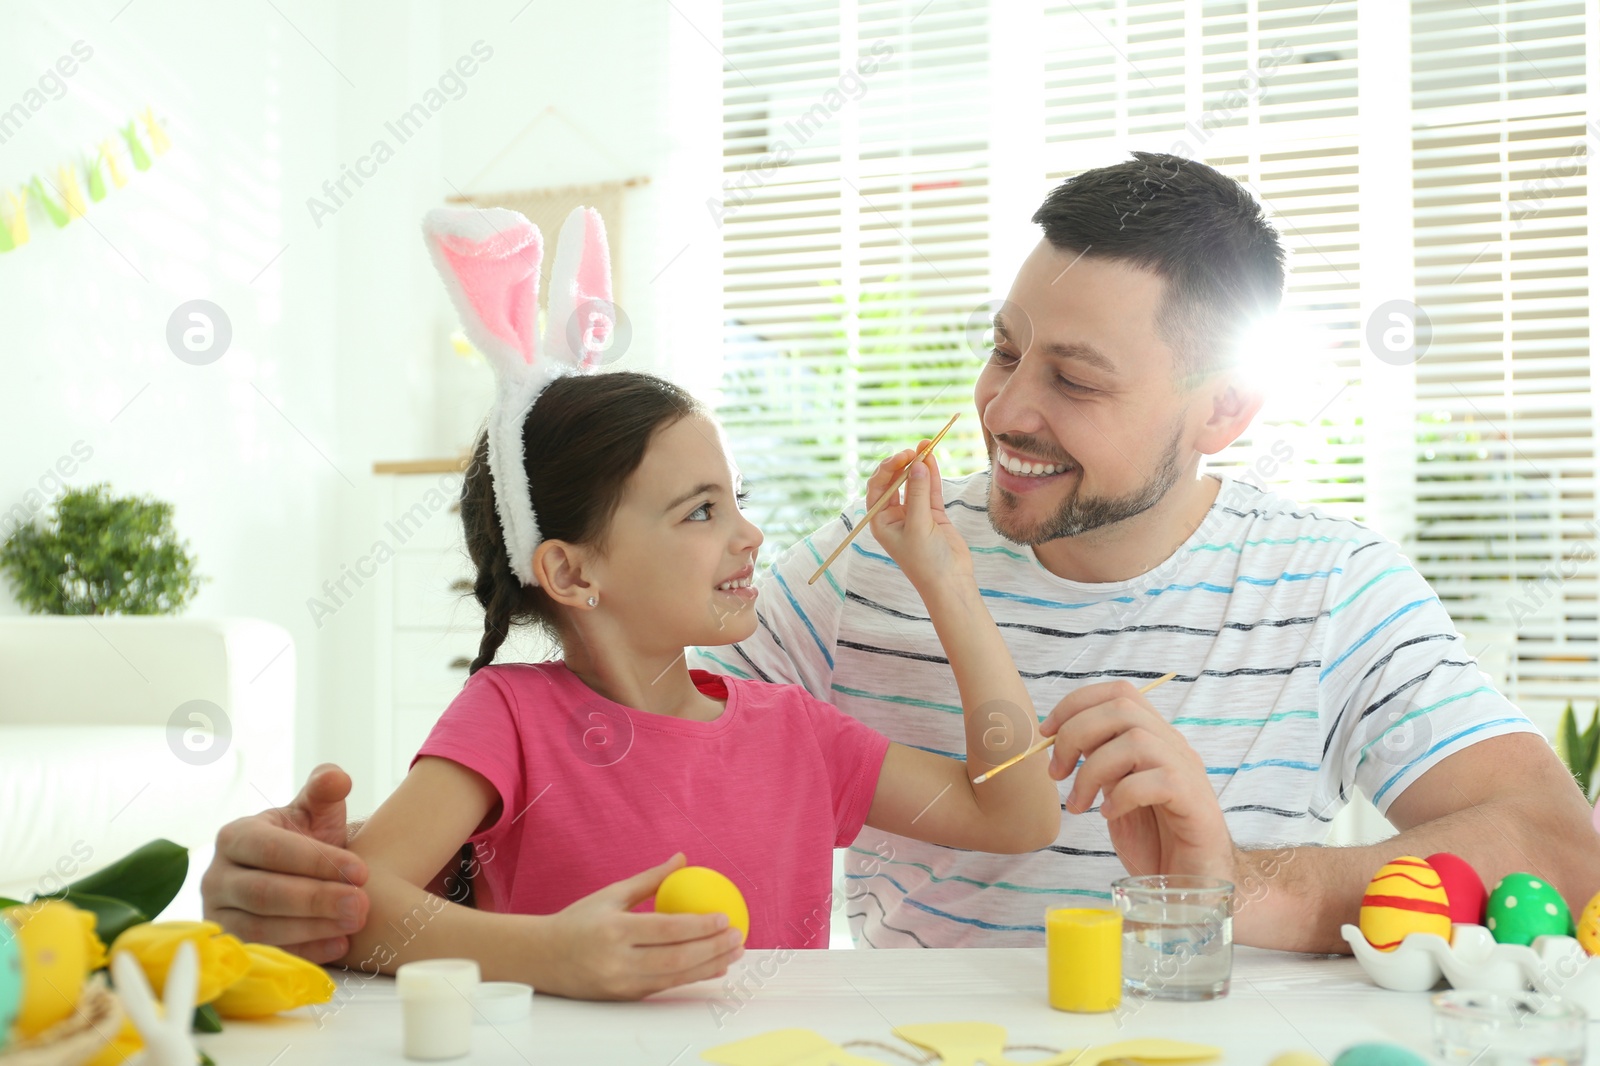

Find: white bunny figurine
111;940;201;1066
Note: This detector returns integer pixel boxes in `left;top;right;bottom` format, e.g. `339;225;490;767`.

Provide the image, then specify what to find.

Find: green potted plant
1555;701;1600;831
0;483;204;614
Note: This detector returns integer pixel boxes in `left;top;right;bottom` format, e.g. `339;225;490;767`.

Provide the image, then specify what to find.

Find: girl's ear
532;539;597;607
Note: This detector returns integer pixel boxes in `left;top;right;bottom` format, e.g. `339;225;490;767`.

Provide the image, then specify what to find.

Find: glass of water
1112;874;1234;1000
1432;990;1585;1066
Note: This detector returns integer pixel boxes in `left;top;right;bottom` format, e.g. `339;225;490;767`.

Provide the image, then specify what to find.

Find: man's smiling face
974;240;1199;547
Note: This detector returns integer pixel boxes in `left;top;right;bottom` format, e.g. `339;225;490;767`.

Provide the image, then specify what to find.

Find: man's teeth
716;577;754;591
998;448;1070;477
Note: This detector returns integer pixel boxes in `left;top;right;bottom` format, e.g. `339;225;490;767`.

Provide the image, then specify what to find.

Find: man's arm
1233;731;1600;952
202;765;370;963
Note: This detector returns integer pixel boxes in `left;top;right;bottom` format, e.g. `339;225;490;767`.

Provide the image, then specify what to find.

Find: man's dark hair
1031;151;1286;382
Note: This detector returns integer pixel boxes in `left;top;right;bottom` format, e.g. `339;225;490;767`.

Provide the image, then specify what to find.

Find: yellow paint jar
1046;907;1122;1012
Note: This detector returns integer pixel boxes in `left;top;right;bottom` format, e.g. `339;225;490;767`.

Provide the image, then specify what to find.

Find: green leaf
193;1003;223;1033
35;892;147;947
0;897;23;909
1580;706;1600;801
199;1052;217;1066
52;839;188;921
1559;701;1580;773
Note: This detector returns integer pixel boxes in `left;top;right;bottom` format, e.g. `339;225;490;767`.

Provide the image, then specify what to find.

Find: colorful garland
0;106;168;254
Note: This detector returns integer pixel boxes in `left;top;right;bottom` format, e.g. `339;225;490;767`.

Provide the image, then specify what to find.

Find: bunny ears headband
422;204;616;588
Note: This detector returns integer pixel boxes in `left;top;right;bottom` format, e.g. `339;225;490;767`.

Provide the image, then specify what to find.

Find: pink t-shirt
412;661;891;949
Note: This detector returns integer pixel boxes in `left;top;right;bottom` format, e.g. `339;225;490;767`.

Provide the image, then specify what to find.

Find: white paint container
395;958;481;1060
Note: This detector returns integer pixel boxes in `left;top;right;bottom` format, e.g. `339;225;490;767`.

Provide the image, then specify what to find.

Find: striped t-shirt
689;470;1539;948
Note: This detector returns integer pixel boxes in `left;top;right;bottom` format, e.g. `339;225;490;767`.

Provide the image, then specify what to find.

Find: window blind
718;0;993;553
1409;0;1596;732
712;0;1596;736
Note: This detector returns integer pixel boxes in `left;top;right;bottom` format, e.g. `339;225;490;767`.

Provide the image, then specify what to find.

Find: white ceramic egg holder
1340;923;1600;1013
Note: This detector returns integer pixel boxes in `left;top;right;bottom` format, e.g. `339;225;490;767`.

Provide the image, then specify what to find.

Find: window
712;0;1596;731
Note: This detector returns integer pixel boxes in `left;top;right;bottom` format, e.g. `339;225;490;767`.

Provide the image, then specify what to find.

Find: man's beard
988;423;1185;546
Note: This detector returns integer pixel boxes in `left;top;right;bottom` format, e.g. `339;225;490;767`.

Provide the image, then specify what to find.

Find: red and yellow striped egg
1359;856;1452;952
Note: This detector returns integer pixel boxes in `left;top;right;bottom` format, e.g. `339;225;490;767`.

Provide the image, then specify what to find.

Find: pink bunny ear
542;206;615;370
422;206;544;373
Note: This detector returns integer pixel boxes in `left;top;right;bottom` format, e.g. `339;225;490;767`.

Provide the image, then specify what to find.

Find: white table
194;947;1589;1065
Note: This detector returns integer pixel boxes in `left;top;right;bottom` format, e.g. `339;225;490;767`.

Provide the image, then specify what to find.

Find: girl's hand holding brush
865;444;971;595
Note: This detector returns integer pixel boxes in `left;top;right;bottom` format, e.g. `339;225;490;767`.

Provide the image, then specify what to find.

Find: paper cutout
3;188;28;250
56;164;87;218
100;137;128;188
892;1023;1012;1066
87;151;107;202
702;1025;1223;1066
141;106;170;155
121;120;151;171
892;1025;1222;1066
29;176;69;227
0;113;164;254
701;1029;890;1066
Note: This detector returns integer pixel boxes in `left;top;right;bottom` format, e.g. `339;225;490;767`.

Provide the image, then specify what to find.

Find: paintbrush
973;671;1180;784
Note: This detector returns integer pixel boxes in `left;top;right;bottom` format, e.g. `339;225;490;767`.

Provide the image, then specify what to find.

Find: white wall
1;0;722;819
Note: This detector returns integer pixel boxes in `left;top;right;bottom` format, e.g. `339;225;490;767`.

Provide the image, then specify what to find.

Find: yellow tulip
83;1010;143;1066
213;943;337;1019
108;920;250;1005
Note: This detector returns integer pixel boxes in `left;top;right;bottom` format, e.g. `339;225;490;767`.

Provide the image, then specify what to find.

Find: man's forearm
1234;795;1600;954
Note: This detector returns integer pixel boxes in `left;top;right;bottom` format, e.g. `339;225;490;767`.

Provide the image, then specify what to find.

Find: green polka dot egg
1485;872;1570;946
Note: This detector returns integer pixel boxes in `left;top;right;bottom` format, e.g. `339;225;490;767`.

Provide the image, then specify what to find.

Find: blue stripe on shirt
1372;716;1531;804
1206;758;1320;775
831;683;963;715
1330;566;1409;616
1320;598;1432;680
1357;685;1496;764
801;537;846;600
772;568;834;671
845;846;1113;899
1191;535;1364;553
694;650;753;679
846;870;1048;933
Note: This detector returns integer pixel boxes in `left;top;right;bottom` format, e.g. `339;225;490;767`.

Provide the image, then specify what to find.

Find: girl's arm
339;756;744;1000
863;451;1062;852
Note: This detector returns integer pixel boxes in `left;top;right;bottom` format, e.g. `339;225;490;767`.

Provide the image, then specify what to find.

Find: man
202;152;1600;964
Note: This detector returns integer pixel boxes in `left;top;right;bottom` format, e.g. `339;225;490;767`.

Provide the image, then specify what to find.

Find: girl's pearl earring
586;595;598;607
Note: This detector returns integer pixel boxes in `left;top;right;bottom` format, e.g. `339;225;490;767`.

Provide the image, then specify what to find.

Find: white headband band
421;205;616;587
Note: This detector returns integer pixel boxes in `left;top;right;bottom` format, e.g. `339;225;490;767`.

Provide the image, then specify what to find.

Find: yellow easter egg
1358;856;1451;952
655;866;749;942
4;900;88;1037
1576;891;1600;955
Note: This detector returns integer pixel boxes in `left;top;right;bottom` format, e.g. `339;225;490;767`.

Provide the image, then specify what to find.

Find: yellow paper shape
892;1023;1009;1066
891;1026;1222;1066
100;138;128;188
701;1029;890;1066
1043;1038;1224;1066
141;106;170;155
5;188;29;247
57;164;87;218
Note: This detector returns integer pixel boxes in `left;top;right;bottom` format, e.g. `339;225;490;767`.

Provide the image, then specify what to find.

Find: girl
334;207;1059;1001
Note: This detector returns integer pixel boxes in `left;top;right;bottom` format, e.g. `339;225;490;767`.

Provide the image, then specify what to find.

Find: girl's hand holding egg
867;446;972;593
534;853;745;1001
